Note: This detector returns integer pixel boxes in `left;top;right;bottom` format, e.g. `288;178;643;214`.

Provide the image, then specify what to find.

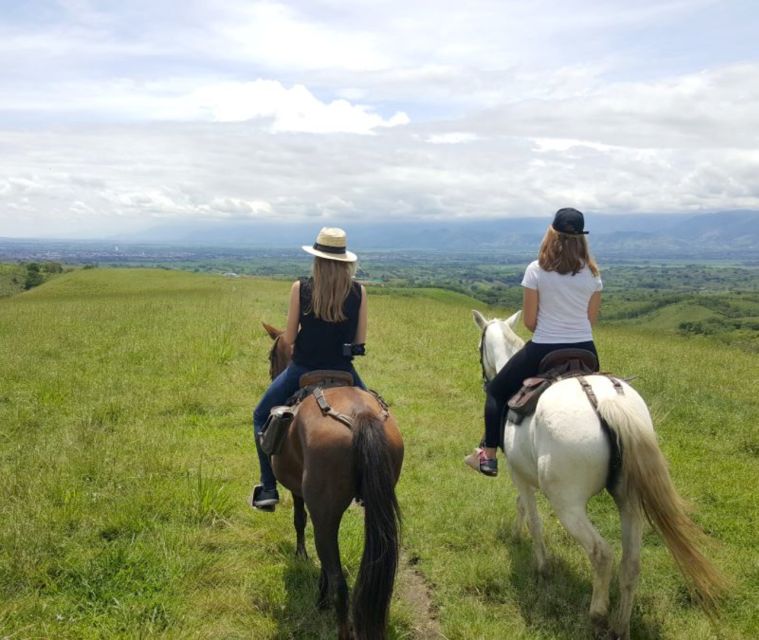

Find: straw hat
302;227;357;262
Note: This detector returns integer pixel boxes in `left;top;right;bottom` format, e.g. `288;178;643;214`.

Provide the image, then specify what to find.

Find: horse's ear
472;309;489;330
505;310;522;330
262;322;283;340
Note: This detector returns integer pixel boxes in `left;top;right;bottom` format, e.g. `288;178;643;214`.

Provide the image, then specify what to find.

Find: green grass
1;268;757;639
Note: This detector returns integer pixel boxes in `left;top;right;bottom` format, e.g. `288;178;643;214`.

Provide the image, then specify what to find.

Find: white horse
473;309;725;639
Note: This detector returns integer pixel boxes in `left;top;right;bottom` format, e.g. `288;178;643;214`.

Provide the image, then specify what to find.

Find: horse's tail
597;393;727;613
351;410;401;640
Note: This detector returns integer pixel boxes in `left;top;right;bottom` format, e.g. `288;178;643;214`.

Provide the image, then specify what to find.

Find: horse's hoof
295;547;308;559
338;624;354;640
591;613;610;639
609;626;629;640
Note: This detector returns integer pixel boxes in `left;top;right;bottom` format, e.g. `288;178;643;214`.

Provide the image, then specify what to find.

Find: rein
269;335;282;379
479;322;492;387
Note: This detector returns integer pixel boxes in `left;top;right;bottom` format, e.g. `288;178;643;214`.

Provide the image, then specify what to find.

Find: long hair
311;257;356;322
538;225;599;276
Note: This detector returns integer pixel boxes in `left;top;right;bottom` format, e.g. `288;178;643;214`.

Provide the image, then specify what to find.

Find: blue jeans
253;363;365;490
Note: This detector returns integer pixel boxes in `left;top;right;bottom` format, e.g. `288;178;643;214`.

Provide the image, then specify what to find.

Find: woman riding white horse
466;207;602;476
473;309;725;638
469;207;726;637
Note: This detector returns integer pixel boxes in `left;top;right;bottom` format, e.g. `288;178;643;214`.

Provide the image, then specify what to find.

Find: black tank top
292;277;362;369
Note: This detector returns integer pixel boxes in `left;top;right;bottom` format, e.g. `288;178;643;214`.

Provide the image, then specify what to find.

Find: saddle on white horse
507;348;626;491
507;348;601;424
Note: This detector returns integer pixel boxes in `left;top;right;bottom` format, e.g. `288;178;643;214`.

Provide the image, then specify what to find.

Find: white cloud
462;63;759;149
0;77;409;134
185;80;409;133
426;132;480;144
2;111;759;238
213;1;391;72
1;1;758;237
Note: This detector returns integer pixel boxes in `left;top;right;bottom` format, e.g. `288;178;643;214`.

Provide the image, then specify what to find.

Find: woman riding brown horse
252;227;369;508
255;228;404;639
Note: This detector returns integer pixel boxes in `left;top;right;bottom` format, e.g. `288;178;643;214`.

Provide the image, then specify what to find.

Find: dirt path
396;551;448;639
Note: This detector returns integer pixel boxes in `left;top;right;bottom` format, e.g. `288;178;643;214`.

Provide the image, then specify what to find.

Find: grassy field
0;268;757;639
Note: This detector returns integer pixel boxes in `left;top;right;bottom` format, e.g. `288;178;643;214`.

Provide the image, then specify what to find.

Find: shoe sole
254;498;279;507
248;492;279;510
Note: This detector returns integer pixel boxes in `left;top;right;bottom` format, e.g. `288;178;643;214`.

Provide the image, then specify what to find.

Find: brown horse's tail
351;410;401;640
597;394;728;614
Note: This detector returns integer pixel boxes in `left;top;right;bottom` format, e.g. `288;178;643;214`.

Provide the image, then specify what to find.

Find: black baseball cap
552;207;589;235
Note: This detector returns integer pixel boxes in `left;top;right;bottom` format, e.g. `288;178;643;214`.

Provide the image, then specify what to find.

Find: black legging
484;340;598;449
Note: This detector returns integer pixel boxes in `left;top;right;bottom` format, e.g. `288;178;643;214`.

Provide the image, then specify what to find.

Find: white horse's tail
597;394;727;613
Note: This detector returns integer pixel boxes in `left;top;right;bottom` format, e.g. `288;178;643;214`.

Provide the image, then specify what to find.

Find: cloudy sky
2;0;758;238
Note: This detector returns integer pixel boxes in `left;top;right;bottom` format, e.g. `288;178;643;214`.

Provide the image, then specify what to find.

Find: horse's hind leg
293;494;308;558
611;495;643;640
552;500;613;635
512;476;547;573
311;512;351;639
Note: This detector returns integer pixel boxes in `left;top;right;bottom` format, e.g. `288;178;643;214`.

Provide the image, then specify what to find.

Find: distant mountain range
112;210;759;259
2;211;758;262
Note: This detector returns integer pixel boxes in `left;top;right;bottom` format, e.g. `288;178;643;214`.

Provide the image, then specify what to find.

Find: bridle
478;321;495;386
269;334;287;380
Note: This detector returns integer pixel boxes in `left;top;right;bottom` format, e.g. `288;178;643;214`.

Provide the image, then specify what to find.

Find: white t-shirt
521;260;603;344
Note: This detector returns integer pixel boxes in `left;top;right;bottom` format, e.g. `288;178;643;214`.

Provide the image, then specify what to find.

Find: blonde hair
310;257;357;322
538;226;599;276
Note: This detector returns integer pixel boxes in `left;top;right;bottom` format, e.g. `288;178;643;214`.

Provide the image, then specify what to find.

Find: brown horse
262;322;404;640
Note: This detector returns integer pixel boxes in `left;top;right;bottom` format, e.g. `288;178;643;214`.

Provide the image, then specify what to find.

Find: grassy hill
0;261;65;297
0;269;757;639
0;263;27;296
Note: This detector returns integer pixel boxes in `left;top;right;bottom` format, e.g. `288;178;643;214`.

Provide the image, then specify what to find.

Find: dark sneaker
464;448;498;477
250;484;279;510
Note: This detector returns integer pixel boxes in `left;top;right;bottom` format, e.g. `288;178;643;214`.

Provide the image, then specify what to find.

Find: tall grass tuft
187;462;233;526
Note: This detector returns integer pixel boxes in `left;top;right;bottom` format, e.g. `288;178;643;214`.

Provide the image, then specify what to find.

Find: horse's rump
273;386;401;498
526;376;637;496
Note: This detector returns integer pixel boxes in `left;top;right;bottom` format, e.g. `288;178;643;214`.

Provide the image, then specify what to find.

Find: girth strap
313;387;354;429
577;375;624;493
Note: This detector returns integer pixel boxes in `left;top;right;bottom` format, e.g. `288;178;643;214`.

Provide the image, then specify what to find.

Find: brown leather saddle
291;369;389;428
506;348;599;424
259;370;366;456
